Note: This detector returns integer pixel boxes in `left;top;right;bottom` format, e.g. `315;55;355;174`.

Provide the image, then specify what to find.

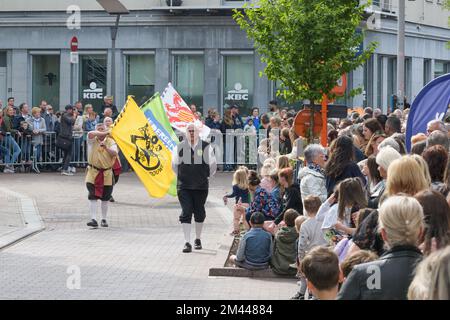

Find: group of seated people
221;113;450;299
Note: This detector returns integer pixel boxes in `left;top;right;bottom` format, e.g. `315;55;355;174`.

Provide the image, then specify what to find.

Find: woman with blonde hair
408;246;450;300
338;195;424;300
410;154;432;186
223;169;250;235
82;104;99;132
386;156;429;197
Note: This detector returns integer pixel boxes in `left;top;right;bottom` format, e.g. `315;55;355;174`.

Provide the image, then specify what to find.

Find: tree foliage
446;0;450;49
233;0;377;104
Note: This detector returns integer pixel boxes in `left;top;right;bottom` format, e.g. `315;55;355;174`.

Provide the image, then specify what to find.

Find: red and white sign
70;36;79;64
70;36;78;52
161;83;210;139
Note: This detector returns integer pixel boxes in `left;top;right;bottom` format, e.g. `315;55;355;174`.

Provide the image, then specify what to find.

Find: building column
372;53;378;108
204;49;220;115
115;50;125;109
60;50;71;109
382;56;389;113
155;49;170;95
429;59;435;81
11;49;28;105
411;57;424;104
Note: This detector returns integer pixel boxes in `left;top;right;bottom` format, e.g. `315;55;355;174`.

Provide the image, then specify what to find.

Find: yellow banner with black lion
111;96;175;198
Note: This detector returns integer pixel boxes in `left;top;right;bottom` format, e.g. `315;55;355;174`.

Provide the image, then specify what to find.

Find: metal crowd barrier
0;131;88;173
1;129;303;173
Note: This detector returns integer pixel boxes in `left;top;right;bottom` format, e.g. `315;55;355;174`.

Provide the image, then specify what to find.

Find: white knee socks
89;200;97;220
195;222;203;240
182;223;191;243
101;201;108;220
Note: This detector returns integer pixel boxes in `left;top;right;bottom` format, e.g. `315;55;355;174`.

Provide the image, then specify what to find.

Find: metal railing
0;132;87;173
1;129;304;173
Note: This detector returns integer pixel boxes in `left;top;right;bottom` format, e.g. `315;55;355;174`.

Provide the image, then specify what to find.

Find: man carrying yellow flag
111;97;175;198
172;123;217;253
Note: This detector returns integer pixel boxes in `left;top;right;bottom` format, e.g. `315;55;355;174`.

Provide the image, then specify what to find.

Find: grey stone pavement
0;171;297;300
0;192;23;242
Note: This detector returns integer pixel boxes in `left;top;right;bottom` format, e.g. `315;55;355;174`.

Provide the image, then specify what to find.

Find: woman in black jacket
57;105;76;176
337;195;424;300
274;167;303;224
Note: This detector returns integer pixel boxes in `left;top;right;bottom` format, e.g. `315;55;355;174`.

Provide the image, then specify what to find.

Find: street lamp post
397;0;405;111
96;0;129;101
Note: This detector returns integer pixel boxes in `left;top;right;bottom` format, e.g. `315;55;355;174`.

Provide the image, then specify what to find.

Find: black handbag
55;135;72;151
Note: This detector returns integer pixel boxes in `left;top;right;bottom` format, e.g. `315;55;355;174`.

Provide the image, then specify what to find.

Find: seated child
295;215;308;234
259;161;275;193
223;169;250;235
340;250;378;280
270;209;300;276
300;247;343;300
292;196;328;300
229;212;273;270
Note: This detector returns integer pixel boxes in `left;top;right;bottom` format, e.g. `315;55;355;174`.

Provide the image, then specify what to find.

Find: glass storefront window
434;61;449;79
32;55;60;109
79;55;107;113
126;55;155;106
223;54;254;116
173;54;204;113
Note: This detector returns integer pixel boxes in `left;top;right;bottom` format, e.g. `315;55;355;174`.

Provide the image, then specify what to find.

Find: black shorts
178;189;208;224
86;183;113;201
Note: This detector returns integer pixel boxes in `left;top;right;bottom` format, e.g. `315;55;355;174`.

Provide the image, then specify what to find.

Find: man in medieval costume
86;122;119;228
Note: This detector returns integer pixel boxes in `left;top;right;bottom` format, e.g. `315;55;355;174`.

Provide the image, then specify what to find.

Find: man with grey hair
101;95;119;120
373;108;382;118
298;144;327;204
426;119;447;135
426;130;449;151
172;123;217;253
378;137;400;153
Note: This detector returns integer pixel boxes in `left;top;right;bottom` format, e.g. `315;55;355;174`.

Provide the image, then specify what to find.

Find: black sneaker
183;242;192;253
290;291;305;300
109;196;115;203
194;239;202;250
101;219;108;227
87;219;98;228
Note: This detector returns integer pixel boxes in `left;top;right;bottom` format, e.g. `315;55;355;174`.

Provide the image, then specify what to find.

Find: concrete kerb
207;195;289;279
0;187;45;251
207;196;234;268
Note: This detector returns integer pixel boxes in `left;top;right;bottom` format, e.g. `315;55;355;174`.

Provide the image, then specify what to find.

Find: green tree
446;0;450;48
233;0;377;136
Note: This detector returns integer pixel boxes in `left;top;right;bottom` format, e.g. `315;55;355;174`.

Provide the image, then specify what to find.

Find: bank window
222;54;254;116
32;54;60;109
172;54;204;113
434;61;449;79
126;55;155;106
79;55;107;113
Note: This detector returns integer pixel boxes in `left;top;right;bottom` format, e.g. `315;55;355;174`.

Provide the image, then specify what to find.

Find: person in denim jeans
26;107;47;172
230;212;273;270
1;106;21;173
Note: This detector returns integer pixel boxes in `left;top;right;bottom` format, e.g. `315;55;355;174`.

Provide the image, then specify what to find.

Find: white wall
0;0;235;11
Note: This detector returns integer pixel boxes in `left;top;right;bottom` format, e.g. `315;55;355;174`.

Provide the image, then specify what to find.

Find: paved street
0;171;297;300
